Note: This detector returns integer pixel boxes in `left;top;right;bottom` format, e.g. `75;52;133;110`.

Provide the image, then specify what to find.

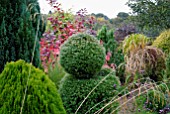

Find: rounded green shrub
59;33;105;79
0;60;66;114
59;72;121;114
152;29;170;55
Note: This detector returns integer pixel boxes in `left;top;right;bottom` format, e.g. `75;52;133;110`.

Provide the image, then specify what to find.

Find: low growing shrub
0;60;66;114
134;83;169;114
135;89;167;113
59;72;121;114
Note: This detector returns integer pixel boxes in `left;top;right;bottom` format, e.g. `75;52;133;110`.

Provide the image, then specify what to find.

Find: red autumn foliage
40;1;96;71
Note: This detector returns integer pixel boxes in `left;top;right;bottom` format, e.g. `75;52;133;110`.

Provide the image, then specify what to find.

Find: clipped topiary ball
0;60;66;114
59;33;105;79
152;29;170;55
59;71;120;114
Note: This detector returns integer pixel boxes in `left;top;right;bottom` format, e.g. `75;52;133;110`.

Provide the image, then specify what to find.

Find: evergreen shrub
59;72;120;114
97;26;124;66
0;60;66;114
59;33;105;79
0;0;44;72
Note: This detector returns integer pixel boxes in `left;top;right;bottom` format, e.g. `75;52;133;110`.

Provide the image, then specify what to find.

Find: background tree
91;13;109;20
127;0;170;29
0;0;44;72
117;12;129;20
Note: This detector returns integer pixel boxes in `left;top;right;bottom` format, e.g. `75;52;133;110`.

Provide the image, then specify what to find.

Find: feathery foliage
0;60;66;114
126;46;165;82
123;34;150;56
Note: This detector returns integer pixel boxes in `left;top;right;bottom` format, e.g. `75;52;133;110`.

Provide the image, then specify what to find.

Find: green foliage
162;52;170;82
135;96;158;114
0;0;44;72
109;17;124;29
91;13;109;20
96;67;113;76
59;72;121;114
127;0;170;29
152;29;170;55
0;60;66;114
126;46;166;82
59;33;105;79
107;30;125;66
165;52;170;79
97;26;124;66
146;90;166;112
123;34;150;56
117;12;129;20
138;26;163;38
116;62;126;84
134;83;169;114
97;25;108;42
48;60;66;89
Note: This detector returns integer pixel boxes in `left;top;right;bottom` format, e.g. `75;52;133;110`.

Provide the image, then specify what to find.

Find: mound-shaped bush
152;29;170;55
126;46;165;81
59;33;105;79
59;72;121;114
123;34;150;56
0;60;66;114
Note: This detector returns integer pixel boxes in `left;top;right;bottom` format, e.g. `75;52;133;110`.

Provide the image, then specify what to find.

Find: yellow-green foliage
0;60;66;114
123;34;150;56
152;29;170;55
126;46;165;81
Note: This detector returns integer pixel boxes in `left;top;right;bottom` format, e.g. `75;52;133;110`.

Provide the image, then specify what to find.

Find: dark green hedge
0;60;66;114
59;71;120;114
59;33;105;79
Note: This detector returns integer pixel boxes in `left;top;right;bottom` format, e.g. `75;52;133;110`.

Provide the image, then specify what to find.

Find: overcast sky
38;0;131;18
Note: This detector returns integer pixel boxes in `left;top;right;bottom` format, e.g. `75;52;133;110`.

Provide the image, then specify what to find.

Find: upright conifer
0;0;44;72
